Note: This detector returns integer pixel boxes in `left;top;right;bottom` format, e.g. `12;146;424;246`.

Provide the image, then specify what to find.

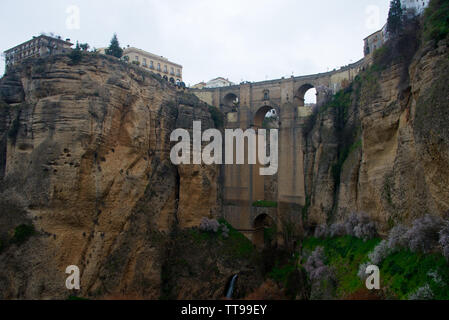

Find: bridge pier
191;60;365;245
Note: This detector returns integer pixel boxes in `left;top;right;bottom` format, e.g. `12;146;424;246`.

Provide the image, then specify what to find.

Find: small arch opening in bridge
254;106;278;129
253;214;275;249
295;84;317;107
223;93;239;110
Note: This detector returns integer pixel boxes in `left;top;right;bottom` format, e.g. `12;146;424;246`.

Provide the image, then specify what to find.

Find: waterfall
226;274;238;299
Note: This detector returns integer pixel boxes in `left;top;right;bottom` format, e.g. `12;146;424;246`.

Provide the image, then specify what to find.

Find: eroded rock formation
0;54;223;299
304;38;449;233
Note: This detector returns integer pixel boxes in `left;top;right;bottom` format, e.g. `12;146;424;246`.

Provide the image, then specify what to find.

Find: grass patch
303;236;381;297
380;250;449;300
219;219;255;259
252;200;278;208
268;261;297;285
189;219;255;260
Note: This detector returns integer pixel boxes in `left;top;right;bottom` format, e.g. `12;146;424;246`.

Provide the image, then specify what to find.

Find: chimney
66;38;71;42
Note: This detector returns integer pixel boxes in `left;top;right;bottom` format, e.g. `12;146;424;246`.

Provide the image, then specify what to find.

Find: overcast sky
0;0;390;87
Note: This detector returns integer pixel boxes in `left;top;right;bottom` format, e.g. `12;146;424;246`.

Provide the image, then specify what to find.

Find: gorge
0;4;448;300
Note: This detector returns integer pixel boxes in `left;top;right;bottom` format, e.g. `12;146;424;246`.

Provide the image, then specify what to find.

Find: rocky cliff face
0;54;226;299
304;38;449;233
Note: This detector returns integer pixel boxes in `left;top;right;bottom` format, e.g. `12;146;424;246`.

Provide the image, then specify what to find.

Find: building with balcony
363;24;388;56
121;47;183;83
4;35;73;69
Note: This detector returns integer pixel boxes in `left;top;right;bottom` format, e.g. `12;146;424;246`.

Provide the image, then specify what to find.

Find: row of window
6;48;45;63
7;40;41;57
128;55;181;77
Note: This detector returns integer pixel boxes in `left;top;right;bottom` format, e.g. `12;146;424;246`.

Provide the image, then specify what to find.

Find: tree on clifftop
105;33;123;58
387;0;404;36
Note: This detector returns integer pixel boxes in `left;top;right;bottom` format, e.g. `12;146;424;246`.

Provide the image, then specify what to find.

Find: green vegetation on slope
423;0;449;43
188;219;256;260
302;236;449;300
303;236;380;297
381;250;449;300
161;219;261;300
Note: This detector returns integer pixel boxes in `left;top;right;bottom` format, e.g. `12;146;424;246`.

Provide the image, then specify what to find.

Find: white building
204;77;234;88
402;0;430;16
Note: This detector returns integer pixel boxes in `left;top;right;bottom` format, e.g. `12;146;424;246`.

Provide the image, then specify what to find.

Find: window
164;65;168;73
135;56;139;62
157;63;161;71
170;67;174;75
150;61;154;69
263;90;270;101
176;69;181;76
143;58;147;67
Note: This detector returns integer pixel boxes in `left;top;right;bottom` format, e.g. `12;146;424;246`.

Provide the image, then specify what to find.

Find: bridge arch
253;104;279;128
222;93;239;111
295;83;317;107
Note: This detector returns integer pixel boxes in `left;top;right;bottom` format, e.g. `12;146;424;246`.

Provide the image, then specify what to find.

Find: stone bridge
191;59;365;246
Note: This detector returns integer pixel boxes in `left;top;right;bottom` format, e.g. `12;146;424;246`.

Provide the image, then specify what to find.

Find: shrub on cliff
329;223;346;238
304;247;329;282
314;224;328;239
69;42;82;65
199;218;230;238
314;213;377;241
344;212;378;241
105;33;123;58
357;240;391;281
304;246;336;299
368;240;391;265
408;283;434;300
405;214;443;254
11;224;35;245
199;218;220;233
387;224;409;250
423;0;449;43
387;0;404;36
